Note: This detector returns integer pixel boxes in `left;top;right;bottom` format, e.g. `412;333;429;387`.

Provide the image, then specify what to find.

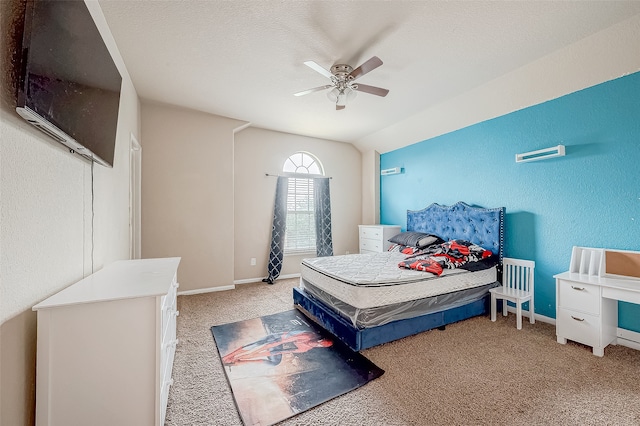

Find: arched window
283;152;323;175
283;152;324;254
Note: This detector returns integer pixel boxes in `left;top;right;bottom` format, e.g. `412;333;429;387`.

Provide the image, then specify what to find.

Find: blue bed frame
293;202;505;351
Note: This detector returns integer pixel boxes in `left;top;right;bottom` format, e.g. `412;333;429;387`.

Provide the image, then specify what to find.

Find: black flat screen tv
16;0;122;167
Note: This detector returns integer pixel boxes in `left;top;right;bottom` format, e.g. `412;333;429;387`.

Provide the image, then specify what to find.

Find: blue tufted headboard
406;202;505;263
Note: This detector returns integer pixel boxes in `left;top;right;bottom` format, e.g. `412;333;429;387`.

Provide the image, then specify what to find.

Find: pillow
387;244;422;255
439;239;493;260
388;232;444;249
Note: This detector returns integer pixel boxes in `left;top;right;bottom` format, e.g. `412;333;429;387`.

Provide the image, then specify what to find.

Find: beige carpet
165;278;640;426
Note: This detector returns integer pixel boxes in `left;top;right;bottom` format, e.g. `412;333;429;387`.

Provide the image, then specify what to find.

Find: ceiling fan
294;56;389;110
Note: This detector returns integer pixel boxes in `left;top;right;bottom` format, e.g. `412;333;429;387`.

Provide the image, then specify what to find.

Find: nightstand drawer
360;239;383;252
359;226;382;240
558;280;599;314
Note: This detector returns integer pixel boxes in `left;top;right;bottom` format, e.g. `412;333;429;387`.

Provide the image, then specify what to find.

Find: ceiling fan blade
336;104;346;111
293;85;333;97
348;56;383;80
354;83;389;97
303;61;334;79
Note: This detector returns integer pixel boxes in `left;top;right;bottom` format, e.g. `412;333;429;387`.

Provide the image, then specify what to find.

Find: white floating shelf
516;145;565;163
381;167;402;176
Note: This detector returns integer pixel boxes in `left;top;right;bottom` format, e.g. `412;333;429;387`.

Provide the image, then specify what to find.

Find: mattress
301;278;498;328
300;252;497;310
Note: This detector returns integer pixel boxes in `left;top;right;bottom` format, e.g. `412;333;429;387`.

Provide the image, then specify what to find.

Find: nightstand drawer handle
571;316;585;322
571;286;585;291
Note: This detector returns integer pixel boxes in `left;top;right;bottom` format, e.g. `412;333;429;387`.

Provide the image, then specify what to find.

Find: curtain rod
265;173;332;179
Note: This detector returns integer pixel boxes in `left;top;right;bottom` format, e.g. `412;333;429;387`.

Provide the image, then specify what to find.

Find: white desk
554;271;640;356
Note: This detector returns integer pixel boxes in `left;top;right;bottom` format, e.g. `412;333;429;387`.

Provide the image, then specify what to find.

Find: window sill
284;251;317;257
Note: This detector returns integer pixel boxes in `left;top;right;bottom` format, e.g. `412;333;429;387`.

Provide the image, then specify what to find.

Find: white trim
178;285;235;296
233;278;263;285
274;273;301;280
233;273;300;285
284;251;316;257
617;328;640;351
179;274;302;294
129;134;141;260
283;172;325;180
506;306;639;351
533;313;555;325
505;306;555;325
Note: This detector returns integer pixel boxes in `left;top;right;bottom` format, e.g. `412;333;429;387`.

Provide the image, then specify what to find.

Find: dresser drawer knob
571;316;585;322
571;286;585;291
174;310;180;317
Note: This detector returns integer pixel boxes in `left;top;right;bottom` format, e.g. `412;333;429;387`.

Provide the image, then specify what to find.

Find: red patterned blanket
397;239;493;276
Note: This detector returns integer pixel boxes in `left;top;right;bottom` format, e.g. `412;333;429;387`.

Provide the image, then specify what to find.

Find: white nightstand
358;224;401;254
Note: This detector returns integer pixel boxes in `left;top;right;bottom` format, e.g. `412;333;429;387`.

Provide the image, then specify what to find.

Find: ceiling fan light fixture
327;87;340;102
328;87;356;107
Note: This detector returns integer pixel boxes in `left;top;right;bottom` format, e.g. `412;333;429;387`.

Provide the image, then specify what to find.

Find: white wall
0;1;139;424
141;107;363;289
234;127;362;282
140;102;247;293
360;149;379;225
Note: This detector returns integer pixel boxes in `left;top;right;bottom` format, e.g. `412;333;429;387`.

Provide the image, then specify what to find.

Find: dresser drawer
160;306;178;380
557;279;600;314
557;308;600;347
360;249;377;254
360;239;383;252
359;226;382;240
161;280;178;336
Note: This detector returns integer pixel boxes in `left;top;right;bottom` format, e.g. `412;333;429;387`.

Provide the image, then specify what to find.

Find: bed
293;201;505;351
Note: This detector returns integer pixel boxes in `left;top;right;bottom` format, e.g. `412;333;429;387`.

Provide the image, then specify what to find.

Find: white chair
490;257;535;330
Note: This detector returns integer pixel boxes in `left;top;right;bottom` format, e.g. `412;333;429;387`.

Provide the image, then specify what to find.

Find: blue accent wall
380;71;640;332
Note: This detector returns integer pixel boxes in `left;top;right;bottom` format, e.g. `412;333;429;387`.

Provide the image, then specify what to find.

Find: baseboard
178;274;301;296
178;285;235;296
617;328;640;350
505;306;639;350
533;313;555;325
233;273;300;285
233;278;263;285
505;306;555;325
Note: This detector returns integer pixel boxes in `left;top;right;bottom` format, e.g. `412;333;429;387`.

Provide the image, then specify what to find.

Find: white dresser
32;257;181;426
358;224;401;253
555;247;640;357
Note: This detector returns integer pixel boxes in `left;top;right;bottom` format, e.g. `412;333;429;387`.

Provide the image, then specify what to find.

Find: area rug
211;309;384;426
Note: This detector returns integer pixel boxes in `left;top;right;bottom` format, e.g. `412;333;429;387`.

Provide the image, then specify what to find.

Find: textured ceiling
98;0;640;149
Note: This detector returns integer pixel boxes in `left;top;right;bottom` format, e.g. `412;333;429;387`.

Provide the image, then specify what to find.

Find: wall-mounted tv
16;0;122;167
